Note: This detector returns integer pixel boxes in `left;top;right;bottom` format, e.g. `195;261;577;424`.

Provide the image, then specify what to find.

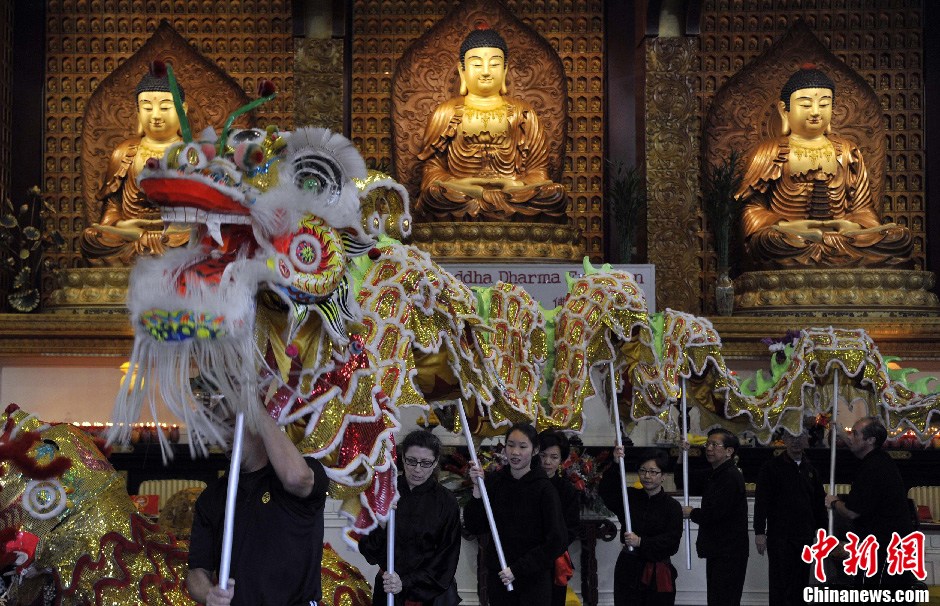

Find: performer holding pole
608;360;634;549
188;410;328;605
680;376;692;570
464;414;568;604
828;371;839;535
458;404;514;592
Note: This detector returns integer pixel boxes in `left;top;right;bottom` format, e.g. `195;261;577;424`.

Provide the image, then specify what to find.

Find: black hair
136;69;185;102
506;422;539;452
459;26;508;69
637;447;671;472
858;416;888;448
708;427;740;456
399;429;442;461
780;65;834;110
537;430;570;462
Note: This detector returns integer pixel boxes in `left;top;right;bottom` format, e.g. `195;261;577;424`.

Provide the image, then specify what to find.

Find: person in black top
681;428;749;606
600;447;683;606
537;430;581;606
753;430;826;606
187;412;328;606
359;429;462;606
465;422;567;606
825;416;914;590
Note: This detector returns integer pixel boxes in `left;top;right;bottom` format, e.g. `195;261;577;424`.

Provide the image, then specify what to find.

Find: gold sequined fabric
0;409;193;604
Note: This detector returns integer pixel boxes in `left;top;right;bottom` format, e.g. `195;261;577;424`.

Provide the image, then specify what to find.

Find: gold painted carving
389;0;568;214
80;21;253;266
644;37;702;313
734;269;938;313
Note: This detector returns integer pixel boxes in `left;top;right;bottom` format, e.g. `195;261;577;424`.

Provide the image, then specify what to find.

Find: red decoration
801;62;817;70
0;414;71;480
257;79;276;98
149;59;167;78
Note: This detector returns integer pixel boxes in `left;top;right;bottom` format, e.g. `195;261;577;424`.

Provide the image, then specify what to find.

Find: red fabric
640;560;674;593
553;550;574;586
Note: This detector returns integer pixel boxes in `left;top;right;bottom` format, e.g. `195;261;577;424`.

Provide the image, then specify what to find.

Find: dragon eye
292;151;343;205
301;177;323;193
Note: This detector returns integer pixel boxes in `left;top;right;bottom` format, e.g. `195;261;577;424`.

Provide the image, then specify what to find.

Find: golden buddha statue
416;25;566;222
737;65;912;269
81;63;191;266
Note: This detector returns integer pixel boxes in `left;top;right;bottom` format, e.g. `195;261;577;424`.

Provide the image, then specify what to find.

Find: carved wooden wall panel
697;0;926;308
0;3;11;207
295;38;344;134
352;0;606;260
645;38;703;314
44;0;294;270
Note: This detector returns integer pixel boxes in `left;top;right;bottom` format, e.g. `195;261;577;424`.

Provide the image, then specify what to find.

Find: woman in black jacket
599;447;683;606
359;430;462;606
465;423;567;606
538;430;581;606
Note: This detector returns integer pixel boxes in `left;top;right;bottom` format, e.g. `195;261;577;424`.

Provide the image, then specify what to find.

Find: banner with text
440;263;656;312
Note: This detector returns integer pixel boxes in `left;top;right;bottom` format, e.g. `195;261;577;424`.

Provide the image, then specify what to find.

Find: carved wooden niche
390;0;568;202
703;20;886;214
81;20;252;232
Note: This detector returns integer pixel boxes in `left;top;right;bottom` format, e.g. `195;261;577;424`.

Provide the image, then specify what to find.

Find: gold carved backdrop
44;0;294;270
696;0;926;282
351;0;606;260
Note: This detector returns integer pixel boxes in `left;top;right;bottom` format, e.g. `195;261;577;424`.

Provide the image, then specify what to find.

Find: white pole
457;403;513;592
608;361;634;551
828;371;839;535
387;509;396;605
681;376;692;570
218;412;245;592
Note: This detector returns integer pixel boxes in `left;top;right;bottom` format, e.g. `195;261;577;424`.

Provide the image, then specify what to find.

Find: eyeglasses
638;468;663;476
705;441;726;449
404;457;436;469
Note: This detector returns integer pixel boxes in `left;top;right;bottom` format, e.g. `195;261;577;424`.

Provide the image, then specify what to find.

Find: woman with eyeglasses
537;430;581;606
359;429;462;606
599;447;683;606
465;422;567;606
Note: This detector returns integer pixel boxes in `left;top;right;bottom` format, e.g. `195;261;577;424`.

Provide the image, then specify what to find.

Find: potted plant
608;161;646;264
702;150;744;315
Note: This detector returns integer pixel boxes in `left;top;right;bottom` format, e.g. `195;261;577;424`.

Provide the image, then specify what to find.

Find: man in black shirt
753;430;826;606
825;416;914;591
682;428;749;606
187;412;328;606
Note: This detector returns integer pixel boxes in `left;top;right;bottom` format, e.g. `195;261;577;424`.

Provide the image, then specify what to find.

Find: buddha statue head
458;24;508;98
134;63;187;144
778;64;835;139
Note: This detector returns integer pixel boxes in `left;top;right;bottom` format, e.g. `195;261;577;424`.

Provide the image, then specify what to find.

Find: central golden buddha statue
81;63;191;266
737;65;912;269
416;25;566;222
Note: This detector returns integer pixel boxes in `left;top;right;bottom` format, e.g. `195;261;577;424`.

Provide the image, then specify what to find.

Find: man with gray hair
825;416;914;590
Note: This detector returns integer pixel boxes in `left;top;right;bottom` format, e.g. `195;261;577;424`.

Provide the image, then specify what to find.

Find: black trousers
705;554;748;606
486;569;553;606
767;536;812;606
